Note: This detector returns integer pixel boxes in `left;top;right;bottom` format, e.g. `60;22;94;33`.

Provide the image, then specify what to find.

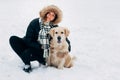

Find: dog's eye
55;32;58;34
61;32;64;34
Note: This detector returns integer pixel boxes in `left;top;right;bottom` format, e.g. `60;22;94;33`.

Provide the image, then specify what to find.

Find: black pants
9;36;45;65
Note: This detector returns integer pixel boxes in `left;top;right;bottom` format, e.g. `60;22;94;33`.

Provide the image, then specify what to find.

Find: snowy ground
0;0;120;80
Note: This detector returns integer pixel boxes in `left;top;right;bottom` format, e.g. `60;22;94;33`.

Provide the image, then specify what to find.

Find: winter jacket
23;5;71;51
23;18;71;51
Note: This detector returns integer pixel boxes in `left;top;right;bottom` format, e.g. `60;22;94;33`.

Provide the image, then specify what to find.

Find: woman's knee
9;36;23;45
9;36;18;44
9;36;24;50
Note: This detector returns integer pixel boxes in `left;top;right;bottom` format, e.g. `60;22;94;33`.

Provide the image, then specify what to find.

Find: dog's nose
57;36;61;41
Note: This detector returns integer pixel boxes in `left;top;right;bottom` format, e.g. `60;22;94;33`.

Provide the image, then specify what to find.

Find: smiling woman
9;5;71;73
44;12;56;22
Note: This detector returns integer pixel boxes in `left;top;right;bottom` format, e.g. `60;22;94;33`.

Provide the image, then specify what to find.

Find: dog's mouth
57;36;62;43
57;40;61;43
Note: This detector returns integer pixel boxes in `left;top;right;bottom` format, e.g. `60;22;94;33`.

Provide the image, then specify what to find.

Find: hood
39;5;62;24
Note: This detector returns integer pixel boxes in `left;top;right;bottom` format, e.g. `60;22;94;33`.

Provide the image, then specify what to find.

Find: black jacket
23;18;71;51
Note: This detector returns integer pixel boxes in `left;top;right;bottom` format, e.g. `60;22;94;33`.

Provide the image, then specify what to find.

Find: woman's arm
23;18;42;49
66;38;71;52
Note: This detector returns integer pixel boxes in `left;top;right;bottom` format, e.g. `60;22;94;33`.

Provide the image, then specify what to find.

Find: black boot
23;65;32;73
38;58;46;65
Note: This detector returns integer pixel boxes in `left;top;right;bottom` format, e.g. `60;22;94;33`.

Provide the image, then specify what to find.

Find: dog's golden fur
47;27;74;69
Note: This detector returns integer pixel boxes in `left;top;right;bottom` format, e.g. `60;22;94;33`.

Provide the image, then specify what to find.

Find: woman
9;5;71;73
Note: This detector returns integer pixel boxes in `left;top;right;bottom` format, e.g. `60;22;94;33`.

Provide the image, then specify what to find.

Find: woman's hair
52;13;58;23
39;5;62;24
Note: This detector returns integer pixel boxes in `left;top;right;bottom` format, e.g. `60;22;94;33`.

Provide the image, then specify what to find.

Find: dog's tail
65;55;76;68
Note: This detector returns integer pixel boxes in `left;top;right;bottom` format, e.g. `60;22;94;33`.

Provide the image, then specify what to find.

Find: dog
47;27;74;69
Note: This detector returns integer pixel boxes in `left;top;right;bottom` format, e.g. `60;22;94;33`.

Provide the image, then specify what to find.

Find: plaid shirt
38;19;51;58
38;23;51;49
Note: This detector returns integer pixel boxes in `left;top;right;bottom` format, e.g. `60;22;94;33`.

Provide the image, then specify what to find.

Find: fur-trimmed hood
39;5;62;24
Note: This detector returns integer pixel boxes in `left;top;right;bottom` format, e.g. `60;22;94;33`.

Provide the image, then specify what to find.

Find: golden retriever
47;27;74;69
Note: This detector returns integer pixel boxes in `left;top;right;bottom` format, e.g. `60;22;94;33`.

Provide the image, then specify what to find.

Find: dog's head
49;27;70;44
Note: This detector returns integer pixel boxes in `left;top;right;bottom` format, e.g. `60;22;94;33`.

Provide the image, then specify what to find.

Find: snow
0;0;120;80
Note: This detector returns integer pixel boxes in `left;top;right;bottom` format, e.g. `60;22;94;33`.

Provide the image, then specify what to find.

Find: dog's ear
49;28;55;37
64;28;70;37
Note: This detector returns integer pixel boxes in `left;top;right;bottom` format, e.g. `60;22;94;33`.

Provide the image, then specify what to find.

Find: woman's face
46;12;55;22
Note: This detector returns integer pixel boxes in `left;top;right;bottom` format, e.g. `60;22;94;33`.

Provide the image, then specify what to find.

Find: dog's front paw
58;66;64;69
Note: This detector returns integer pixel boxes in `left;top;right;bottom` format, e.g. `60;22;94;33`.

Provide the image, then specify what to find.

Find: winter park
0;0;120;80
